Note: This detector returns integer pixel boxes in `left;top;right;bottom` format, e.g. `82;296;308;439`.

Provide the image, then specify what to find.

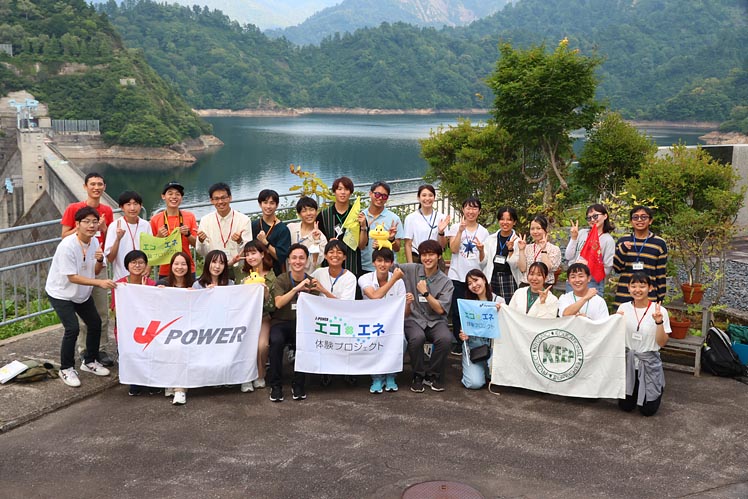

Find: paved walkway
1;324;747;498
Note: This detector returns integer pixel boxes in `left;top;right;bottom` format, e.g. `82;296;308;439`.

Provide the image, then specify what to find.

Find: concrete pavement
1;324;747;498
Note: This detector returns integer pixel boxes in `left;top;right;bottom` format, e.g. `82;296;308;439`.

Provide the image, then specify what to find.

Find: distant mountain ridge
268;0;512;45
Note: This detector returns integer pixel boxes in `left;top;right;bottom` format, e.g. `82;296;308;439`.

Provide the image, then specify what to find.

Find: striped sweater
613;232;668;306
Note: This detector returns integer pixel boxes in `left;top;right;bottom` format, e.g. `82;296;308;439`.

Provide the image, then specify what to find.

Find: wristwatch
421;291;430;298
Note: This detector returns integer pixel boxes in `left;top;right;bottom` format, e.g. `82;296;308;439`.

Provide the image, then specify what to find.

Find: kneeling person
558;263;610;320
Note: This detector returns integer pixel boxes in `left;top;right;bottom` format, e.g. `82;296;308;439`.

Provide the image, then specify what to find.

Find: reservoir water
95;114;712;216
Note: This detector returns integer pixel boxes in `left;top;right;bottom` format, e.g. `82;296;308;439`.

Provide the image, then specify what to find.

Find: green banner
140;228;182;266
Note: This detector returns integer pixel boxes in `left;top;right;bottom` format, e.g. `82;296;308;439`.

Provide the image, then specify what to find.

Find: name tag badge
95;231;101;238
418;295;428;303
632;333;643;341
494;255;506;265
308;244;320;254
632;262;644;270
334;225;343;237
291;304;297;310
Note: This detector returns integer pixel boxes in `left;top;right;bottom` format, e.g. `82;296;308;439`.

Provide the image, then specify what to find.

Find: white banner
295;293;405;375
116;284;263;388
491;307;626;399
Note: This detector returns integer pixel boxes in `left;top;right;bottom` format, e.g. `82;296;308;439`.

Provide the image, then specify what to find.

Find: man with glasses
60;172;115;367
361;181;404;273
196;182;253;280
613;205;668;306
48;207;117;387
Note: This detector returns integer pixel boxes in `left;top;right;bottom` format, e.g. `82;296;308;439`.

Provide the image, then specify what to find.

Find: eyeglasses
631;214;650;221
79;219;98;226
372;192;389;200
129;260;147;266
586;213;600;222
211;195;230;202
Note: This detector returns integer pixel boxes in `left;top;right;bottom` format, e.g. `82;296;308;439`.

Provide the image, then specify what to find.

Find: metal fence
51;120;100;134
0;178;452;328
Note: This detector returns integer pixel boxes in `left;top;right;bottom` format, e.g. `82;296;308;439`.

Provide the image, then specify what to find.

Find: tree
576;111;657;197
486;40;604;206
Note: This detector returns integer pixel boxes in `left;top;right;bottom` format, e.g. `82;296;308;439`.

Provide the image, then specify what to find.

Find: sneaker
370;378;384;394
410;377;425;393
80;360;110;377
97;351;115;367
59;367;81;387
164;388;174;397
240;382;255;393
320;374;332;387
450;343;462;357
253;378;266;389
292;384;307;401
128;385;143;396
424;376;445;392
344;375;358;386
148;387;163;395
270;385;284;402
384;374;399;392
172;391;186;405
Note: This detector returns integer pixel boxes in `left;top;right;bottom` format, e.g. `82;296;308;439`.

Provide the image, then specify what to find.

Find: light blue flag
457;299;501;339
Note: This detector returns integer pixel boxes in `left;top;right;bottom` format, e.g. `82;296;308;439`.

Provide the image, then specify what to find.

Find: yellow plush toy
243;271;265;284
369;222;392;250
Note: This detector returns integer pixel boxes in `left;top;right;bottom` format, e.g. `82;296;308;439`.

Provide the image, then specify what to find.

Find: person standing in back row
150;181;199;280
60;172;115;367
252;189;291;276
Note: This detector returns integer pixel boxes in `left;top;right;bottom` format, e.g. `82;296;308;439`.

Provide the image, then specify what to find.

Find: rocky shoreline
195;107;489;117
52;134;223;164
698;131;748;145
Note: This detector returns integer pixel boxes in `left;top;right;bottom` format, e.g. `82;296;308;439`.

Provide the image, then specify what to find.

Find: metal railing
0;177;452;328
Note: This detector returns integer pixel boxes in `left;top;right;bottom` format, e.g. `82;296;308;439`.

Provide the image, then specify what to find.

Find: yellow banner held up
341;196;361;251
139;228;182;266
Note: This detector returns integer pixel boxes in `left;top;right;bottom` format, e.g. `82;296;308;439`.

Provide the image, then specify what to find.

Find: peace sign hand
652;303;664;324
539;284;553;304
517;233;527;251
473;236;484;252
570;219;579;240
312;221;322;240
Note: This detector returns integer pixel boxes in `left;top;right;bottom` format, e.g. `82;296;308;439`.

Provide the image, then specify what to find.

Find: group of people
45;173;670;415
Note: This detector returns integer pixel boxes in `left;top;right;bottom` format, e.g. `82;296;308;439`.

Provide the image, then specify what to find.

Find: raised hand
539;284;553;304
391;267;404;282
652;303;663;324
388;220;398;238
312;221;322;240
438;215;451;233
416;279;428;295
570;219;579;240
517;233;527;251
197;230;208;243
257;230;267;244
115;220;125;240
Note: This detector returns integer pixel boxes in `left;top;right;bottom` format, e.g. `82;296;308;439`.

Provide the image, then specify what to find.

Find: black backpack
701;325;747;378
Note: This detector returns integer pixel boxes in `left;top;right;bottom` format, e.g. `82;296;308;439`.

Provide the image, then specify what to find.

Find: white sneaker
253;378;266;389
172;391;186;405
240;382;254;393
164;388;174;397
80;360;110;377
59;367;81;387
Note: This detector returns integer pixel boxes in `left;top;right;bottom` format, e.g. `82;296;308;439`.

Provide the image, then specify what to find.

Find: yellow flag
139;228;183;265
341;196;361;250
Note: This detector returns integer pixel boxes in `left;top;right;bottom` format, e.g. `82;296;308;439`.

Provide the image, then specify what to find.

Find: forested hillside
0;0;210;146
100;0;747;122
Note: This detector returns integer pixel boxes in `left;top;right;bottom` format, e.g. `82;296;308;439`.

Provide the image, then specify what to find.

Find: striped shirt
316;205;363;276
613;232;668;306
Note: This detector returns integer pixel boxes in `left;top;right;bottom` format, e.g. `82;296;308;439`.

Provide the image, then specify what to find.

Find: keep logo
530;329;584;382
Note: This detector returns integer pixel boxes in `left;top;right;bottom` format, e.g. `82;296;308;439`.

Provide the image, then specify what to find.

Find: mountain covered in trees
266;0;511;46
0;0;210;146
99;0;747;123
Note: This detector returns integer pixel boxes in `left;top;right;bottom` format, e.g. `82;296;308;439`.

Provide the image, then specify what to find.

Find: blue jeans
461;337;491;389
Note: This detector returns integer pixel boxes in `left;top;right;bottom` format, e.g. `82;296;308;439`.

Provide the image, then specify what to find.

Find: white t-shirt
617;301;672;353
358;271;406;300
104;216;153;281
404;209;447;253
45;233;100;303
287;221;328;275
446;223;490;281
311;267;357;300
558;291;610;321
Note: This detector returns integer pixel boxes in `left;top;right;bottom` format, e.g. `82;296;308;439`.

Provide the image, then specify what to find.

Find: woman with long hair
193;250;233;288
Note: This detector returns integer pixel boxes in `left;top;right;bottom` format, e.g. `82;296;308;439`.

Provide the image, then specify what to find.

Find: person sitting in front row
507;262;558;318
558;263;610;320
312;240;357;300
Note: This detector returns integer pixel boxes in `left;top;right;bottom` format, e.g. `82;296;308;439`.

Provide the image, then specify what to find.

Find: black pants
268;320;305;389
450;279;466;342
404;320;452;381
618;373;663;417
50;295;101;370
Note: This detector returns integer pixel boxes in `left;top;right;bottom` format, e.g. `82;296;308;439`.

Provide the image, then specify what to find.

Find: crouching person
268;243;320;402
399;240;454;392
617;271;670;416
46;207;117;387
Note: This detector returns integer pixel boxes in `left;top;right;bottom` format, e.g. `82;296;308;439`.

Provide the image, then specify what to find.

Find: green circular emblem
530;329;584;382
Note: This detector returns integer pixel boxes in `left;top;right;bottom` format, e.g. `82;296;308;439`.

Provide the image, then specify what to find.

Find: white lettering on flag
116;284;263;388
295;293;405;375
491;307;625;399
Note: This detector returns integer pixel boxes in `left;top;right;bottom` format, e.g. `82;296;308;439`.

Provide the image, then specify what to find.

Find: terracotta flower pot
681;283;704;304
669;318;691;339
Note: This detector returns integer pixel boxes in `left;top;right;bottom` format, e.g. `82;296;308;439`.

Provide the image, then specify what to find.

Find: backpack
701;325;747;378
13;360;59;383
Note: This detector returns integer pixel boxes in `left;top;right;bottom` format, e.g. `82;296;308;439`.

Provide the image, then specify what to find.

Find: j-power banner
295;293;405;375
491;307;626;399
116;284;262;388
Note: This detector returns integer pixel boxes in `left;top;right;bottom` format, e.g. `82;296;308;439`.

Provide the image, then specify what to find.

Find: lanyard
572;293;589;315
216;211;235;249
77;235;90;262
164;210;183;232
526;288;539;313
633;302;652;332
124;219;138;250
289;272;309;289
262;218;277;239
419;209;436;240
329;268;345;293
532;243;546;262
497;230;514;256
633;233;650;262
334;208;350;227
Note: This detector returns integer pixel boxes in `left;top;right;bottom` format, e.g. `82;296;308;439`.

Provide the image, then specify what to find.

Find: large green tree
487;40;604;205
